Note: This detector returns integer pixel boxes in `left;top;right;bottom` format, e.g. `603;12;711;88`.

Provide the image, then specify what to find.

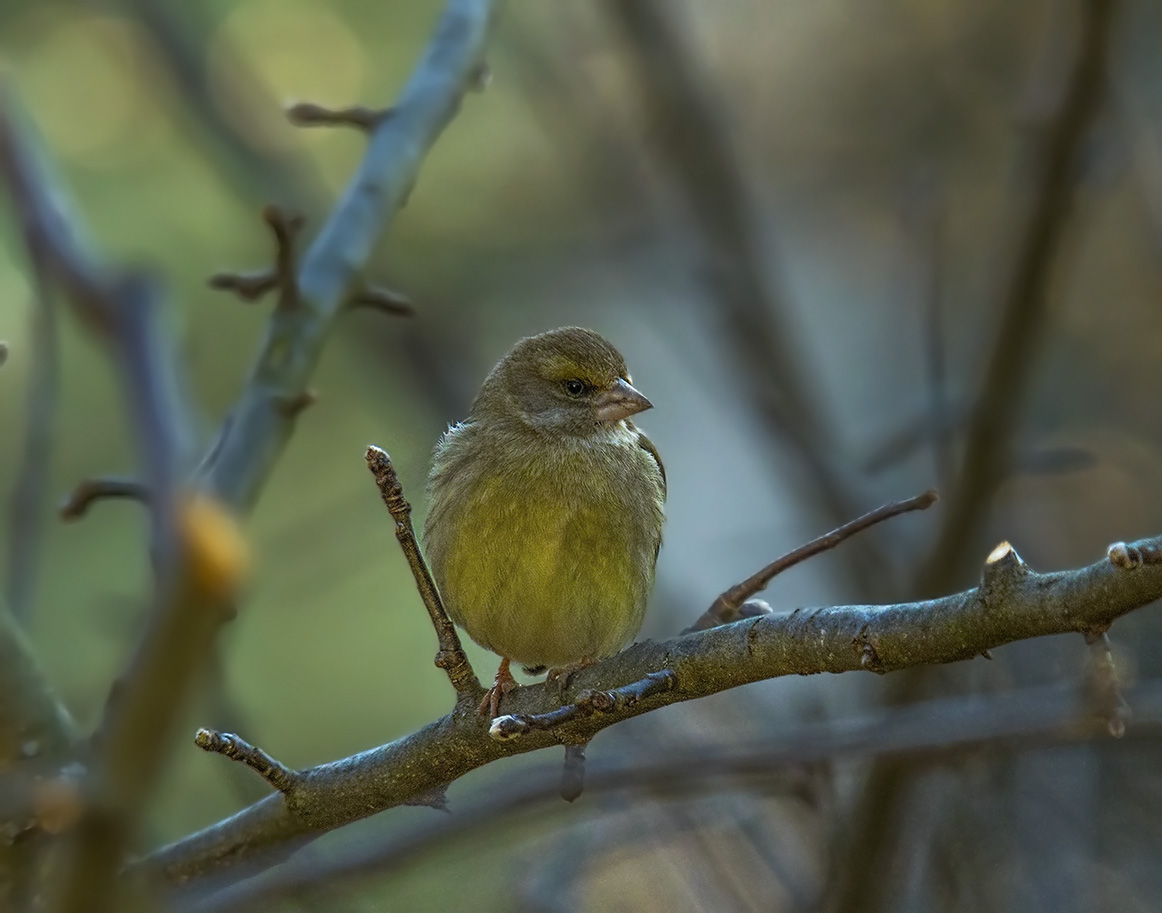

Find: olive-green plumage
423;327;666;682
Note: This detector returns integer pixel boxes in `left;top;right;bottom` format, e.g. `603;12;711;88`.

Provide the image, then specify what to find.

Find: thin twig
207;270;277;302
6;250;58;624
490;671;678;741
286;102;392;132
687;489;939;633
175;678;1162;913
194;729;299;795
364;446;479;700
348;286;415;317
59;477;150;522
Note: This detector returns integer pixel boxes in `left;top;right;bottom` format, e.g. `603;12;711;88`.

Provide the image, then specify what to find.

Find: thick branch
198;0;502;512
179;677;1162;912
135;534;1162;886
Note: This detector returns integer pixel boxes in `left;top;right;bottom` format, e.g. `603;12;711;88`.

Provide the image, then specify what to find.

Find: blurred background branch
2;0;1161;910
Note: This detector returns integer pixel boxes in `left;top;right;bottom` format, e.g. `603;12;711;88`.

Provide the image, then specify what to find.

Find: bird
423;326;666;719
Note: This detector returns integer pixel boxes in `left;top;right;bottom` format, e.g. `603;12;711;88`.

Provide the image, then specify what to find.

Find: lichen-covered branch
136;535;1162;888
198;0;502;512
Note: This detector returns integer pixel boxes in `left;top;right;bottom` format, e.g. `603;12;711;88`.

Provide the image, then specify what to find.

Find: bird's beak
594;378;653;422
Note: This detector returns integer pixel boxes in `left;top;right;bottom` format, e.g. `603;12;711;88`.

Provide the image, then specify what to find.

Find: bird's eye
563;379;586;397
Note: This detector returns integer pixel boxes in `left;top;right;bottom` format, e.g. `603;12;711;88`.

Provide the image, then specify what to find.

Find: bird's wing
633;426;666;500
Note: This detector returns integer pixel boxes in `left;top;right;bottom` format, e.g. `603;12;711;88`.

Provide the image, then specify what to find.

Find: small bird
423;327;666;718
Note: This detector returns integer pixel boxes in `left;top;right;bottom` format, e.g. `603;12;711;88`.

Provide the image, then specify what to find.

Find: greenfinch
423;327;666;717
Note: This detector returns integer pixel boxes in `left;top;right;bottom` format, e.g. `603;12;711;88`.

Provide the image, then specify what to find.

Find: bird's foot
545;656;595;695
478;657;519;719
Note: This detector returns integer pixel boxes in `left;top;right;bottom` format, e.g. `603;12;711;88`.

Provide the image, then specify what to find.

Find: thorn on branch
195;729;299;795
405;785;450;812
286;101;392;132
0;340;7;365
59;476;150;522
686;489;938;633
348;285;416;317
489;670;678;742
365;445;480;700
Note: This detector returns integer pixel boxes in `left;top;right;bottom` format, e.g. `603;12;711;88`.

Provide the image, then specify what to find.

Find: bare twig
198;0;502;512
0;79;232;913
59;477;150;522
285;102;392;132
194;730;299;795
490;671;678;741
134;533;1162;886
687;489;939;633
364;446;479;700
6;251;58;624
175;678;1162;912
207;270;278;302
827;8;1119;910
348;286;416;317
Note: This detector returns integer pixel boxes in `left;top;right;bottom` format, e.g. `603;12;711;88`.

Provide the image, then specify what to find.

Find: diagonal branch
687;489;938;633
179;677;1162;912
197;0;502;512
133;534;1162;887
365;447;480;700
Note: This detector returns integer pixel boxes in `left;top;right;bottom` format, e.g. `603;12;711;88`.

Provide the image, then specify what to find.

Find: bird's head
473;327;652;437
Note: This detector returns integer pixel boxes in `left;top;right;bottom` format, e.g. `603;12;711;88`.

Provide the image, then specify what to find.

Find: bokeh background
3;0;1162;910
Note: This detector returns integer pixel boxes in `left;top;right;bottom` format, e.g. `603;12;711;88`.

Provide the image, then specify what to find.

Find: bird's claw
545;657;595;695
479;658;519;719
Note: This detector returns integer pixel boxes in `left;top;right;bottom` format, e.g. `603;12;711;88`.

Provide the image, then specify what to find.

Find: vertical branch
604;0;882;584
0;81;246;913
914;0;1116;598
5;251;58;623
824;3;1119;913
